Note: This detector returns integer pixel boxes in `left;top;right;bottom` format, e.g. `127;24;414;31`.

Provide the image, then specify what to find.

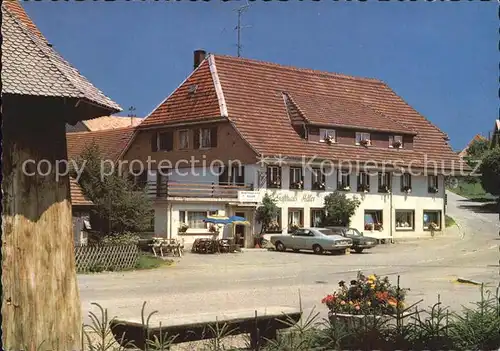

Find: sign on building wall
238;191;260;203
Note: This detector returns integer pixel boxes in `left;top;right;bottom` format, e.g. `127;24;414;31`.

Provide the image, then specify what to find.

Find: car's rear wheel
275;241;286;252
313;244;323;254
354;248;364;254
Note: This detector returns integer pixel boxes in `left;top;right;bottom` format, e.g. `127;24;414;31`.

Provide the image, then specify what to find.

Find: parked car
326;226;378;253
270;227;353;254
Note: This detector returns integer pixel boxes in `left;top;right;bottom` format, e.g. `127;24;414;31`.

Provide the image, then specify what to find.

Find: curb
456;277;483;286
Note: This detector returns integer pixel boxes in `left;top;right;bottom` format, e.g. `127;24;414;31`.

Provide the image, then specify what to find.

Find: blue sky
23;1;497;150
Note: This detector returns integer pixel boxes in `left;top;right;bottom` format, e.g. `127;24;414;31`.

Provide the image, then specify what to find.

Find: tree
322;191;361;227
255;193;279;234
72;142;153;235
479;147;500;197
463;138;490;184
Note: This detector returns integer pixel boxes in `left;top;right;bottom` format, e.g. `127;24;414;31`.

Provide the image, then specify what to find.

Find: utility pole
234;2;251;57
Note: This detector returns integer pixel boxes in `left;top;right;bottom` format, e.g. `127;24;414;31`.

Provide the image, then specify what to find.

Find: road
79;191;499;327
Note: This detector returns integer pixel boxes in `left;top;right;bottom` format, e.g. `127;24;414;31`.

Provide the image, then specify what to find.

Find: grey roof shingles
1;2;121;112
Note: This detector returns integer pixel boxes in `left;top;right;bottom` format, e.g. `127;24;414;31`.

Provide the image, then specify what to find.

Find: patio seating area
148;238;184;257
191;238;240;254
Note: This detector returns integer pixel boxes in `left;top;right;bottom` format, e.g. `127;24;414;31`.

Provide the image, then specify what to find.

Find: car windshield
346;228;362;236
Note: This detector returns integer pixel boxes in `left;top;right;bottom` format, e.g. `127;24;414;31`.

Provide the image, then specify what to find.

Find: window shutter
366;173;370;186
219;166;229;184
409;174;412;188
151;132;158;152
210;126;218;147
166;131;174;151
193;129;200;149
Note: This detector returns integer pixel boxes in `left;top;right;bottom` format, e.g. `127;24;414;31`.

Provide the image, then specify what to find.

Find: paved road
79;191;499;327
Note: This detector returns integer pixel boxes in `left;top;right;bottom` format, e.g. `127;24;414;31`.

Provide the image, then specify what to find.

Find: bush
100;232;140;246
322;191;361;227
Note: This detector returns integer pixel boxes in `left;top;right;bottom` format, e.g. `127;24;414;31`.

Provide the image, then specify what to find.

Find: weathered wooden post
1;2;121;349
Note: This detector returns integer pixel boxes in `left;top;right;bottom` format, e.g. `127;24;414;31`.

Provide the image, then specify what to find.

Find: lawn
445;215;456;227
448;179;497;202
134;254;174;270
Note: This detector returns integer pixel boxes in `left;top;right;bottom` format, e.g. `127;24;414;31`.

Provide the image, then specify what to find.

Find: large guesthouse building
119;50;466;247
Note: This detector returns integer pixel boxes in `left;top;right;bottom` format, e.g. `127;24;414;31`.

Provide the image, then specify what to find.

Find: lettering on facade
269;191;323;203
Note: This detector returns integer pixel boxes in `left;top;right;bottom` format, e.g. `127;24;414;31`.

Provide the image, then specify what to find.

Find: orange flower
321;294;336;304
376;291;389;301
388;298;398;306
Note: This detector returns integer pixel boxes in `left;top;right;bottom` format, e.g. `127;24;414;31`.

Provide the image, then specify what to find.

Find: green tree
479;147;500;197
255;193;279;234
463;138;490;184
72;142;153;234
322;191;361;227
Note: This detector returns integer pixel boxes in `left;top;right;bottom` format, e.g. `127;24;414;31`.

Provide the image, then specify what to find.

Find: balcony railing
148;180;253;199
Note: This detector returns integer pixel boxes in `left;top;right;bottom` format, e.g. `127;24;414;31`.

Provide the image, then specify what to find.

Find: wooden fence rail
74;244;139;272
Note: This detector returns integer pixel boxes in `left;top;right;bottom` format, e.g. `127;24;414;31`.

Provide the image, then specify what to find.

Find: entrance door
234;211;246;247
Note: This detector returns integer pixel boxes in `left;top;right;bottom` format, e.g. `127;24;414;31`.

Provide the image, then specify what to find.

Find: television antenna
128;106;136;126
233;1;251;57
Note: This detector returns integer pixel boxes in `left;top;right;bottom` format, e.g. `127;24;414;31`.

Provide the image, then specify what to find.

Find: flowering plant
326;135;335;145
208;224;219;233
178;223;189;233
392;140;402;148
360;139;370;146
321;272;409;316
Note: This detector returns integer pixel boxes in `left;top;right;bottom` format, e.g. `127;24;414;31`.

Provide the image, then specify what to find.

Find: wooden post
2;98;82;350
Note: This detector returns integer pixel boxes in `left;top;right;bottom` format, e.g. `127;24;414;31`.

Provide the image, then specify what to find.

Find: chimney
193;49;206;70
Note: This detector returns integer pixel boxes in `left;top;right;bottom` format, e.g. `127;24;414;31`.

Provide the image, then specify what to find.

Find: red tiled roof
143;53;465;170
3;0;45;41
285;92;413;135
70;178;93;206
83;115;143;131
66;127;136;162
458;134;487;158
140;59;222;127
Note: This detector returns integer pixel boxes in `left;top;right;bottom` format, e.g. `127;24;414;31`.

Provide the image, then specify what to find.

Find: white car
270;227;353;254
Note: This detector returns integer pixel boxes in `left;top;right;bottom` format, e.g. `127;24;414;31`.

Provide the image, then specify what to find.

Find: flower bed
322;272;409;321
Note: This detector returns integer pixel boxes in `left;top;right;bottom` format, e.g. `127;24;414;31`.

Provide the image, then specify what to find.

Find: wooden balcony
147;180;253;199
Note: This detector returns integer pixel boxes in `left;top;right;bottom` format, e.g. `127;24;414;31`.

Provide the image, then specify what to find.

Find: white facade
149;164;446;246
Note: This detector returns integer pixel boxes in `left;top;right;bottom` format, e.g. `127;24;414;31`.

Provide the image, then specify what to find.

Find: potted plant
178;223;189;233
364;223;374;231
254;233;264;248
359;184;370;193
321;272;409;328
290;224;300;232
339;184;351;191
314;181;326;190
402;186;412;194
374;222;383;231
326;135;335;145
379;185;391;193
428;186;438;193
291;180;303;189
267;221;280;233
359;139;370;147
209;224;219;233
392;140;402;148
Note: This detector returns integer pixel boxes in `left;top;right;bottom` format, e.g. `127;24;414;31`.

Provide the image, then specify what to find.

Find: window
179;210;213;230
337;169;350;190
395;210;414;231
288;209;303;233
156;167;170;197
378;172;392;193
311;168;326;190
178;130;190;149
400;173;412;192
389;135;403;148
267;166;281;188
200;128;211;148
428;175;439;193
310;209;324;227
289;167;303;189
364;210;383;231
356;132;371;146
357;172;370;192
319;129;336;143
294;229;313;237
423;210;441;230
158;131;174;151
194;127;217;149
219;165;245;186
265;209;281;233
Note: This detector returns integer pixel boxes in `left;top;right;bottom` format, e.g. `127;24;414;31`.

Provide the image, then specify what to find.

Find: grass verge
134;254;174;270
445;215;456;227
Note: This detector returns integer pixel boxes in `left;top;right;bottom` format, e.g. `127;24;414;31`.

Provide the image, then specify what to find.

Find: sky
23;0;497;151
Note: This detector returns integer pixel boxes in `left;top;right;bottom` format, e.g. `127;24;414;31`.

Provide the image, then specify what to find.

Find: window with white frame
310;209;324;227
179;210;212;230
400;173;412;192
289;167;303;189
199;128;211;148
267;166;282;188
428;175;439;193
179;130;190;149
364;210;383;231
288;209;303;232
389;135;403;148
311;167;326;190
356;132;371;146
423;210;441;230
378;172;392;193
395;210;414;230
337;169;350;190
319;129;336;143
